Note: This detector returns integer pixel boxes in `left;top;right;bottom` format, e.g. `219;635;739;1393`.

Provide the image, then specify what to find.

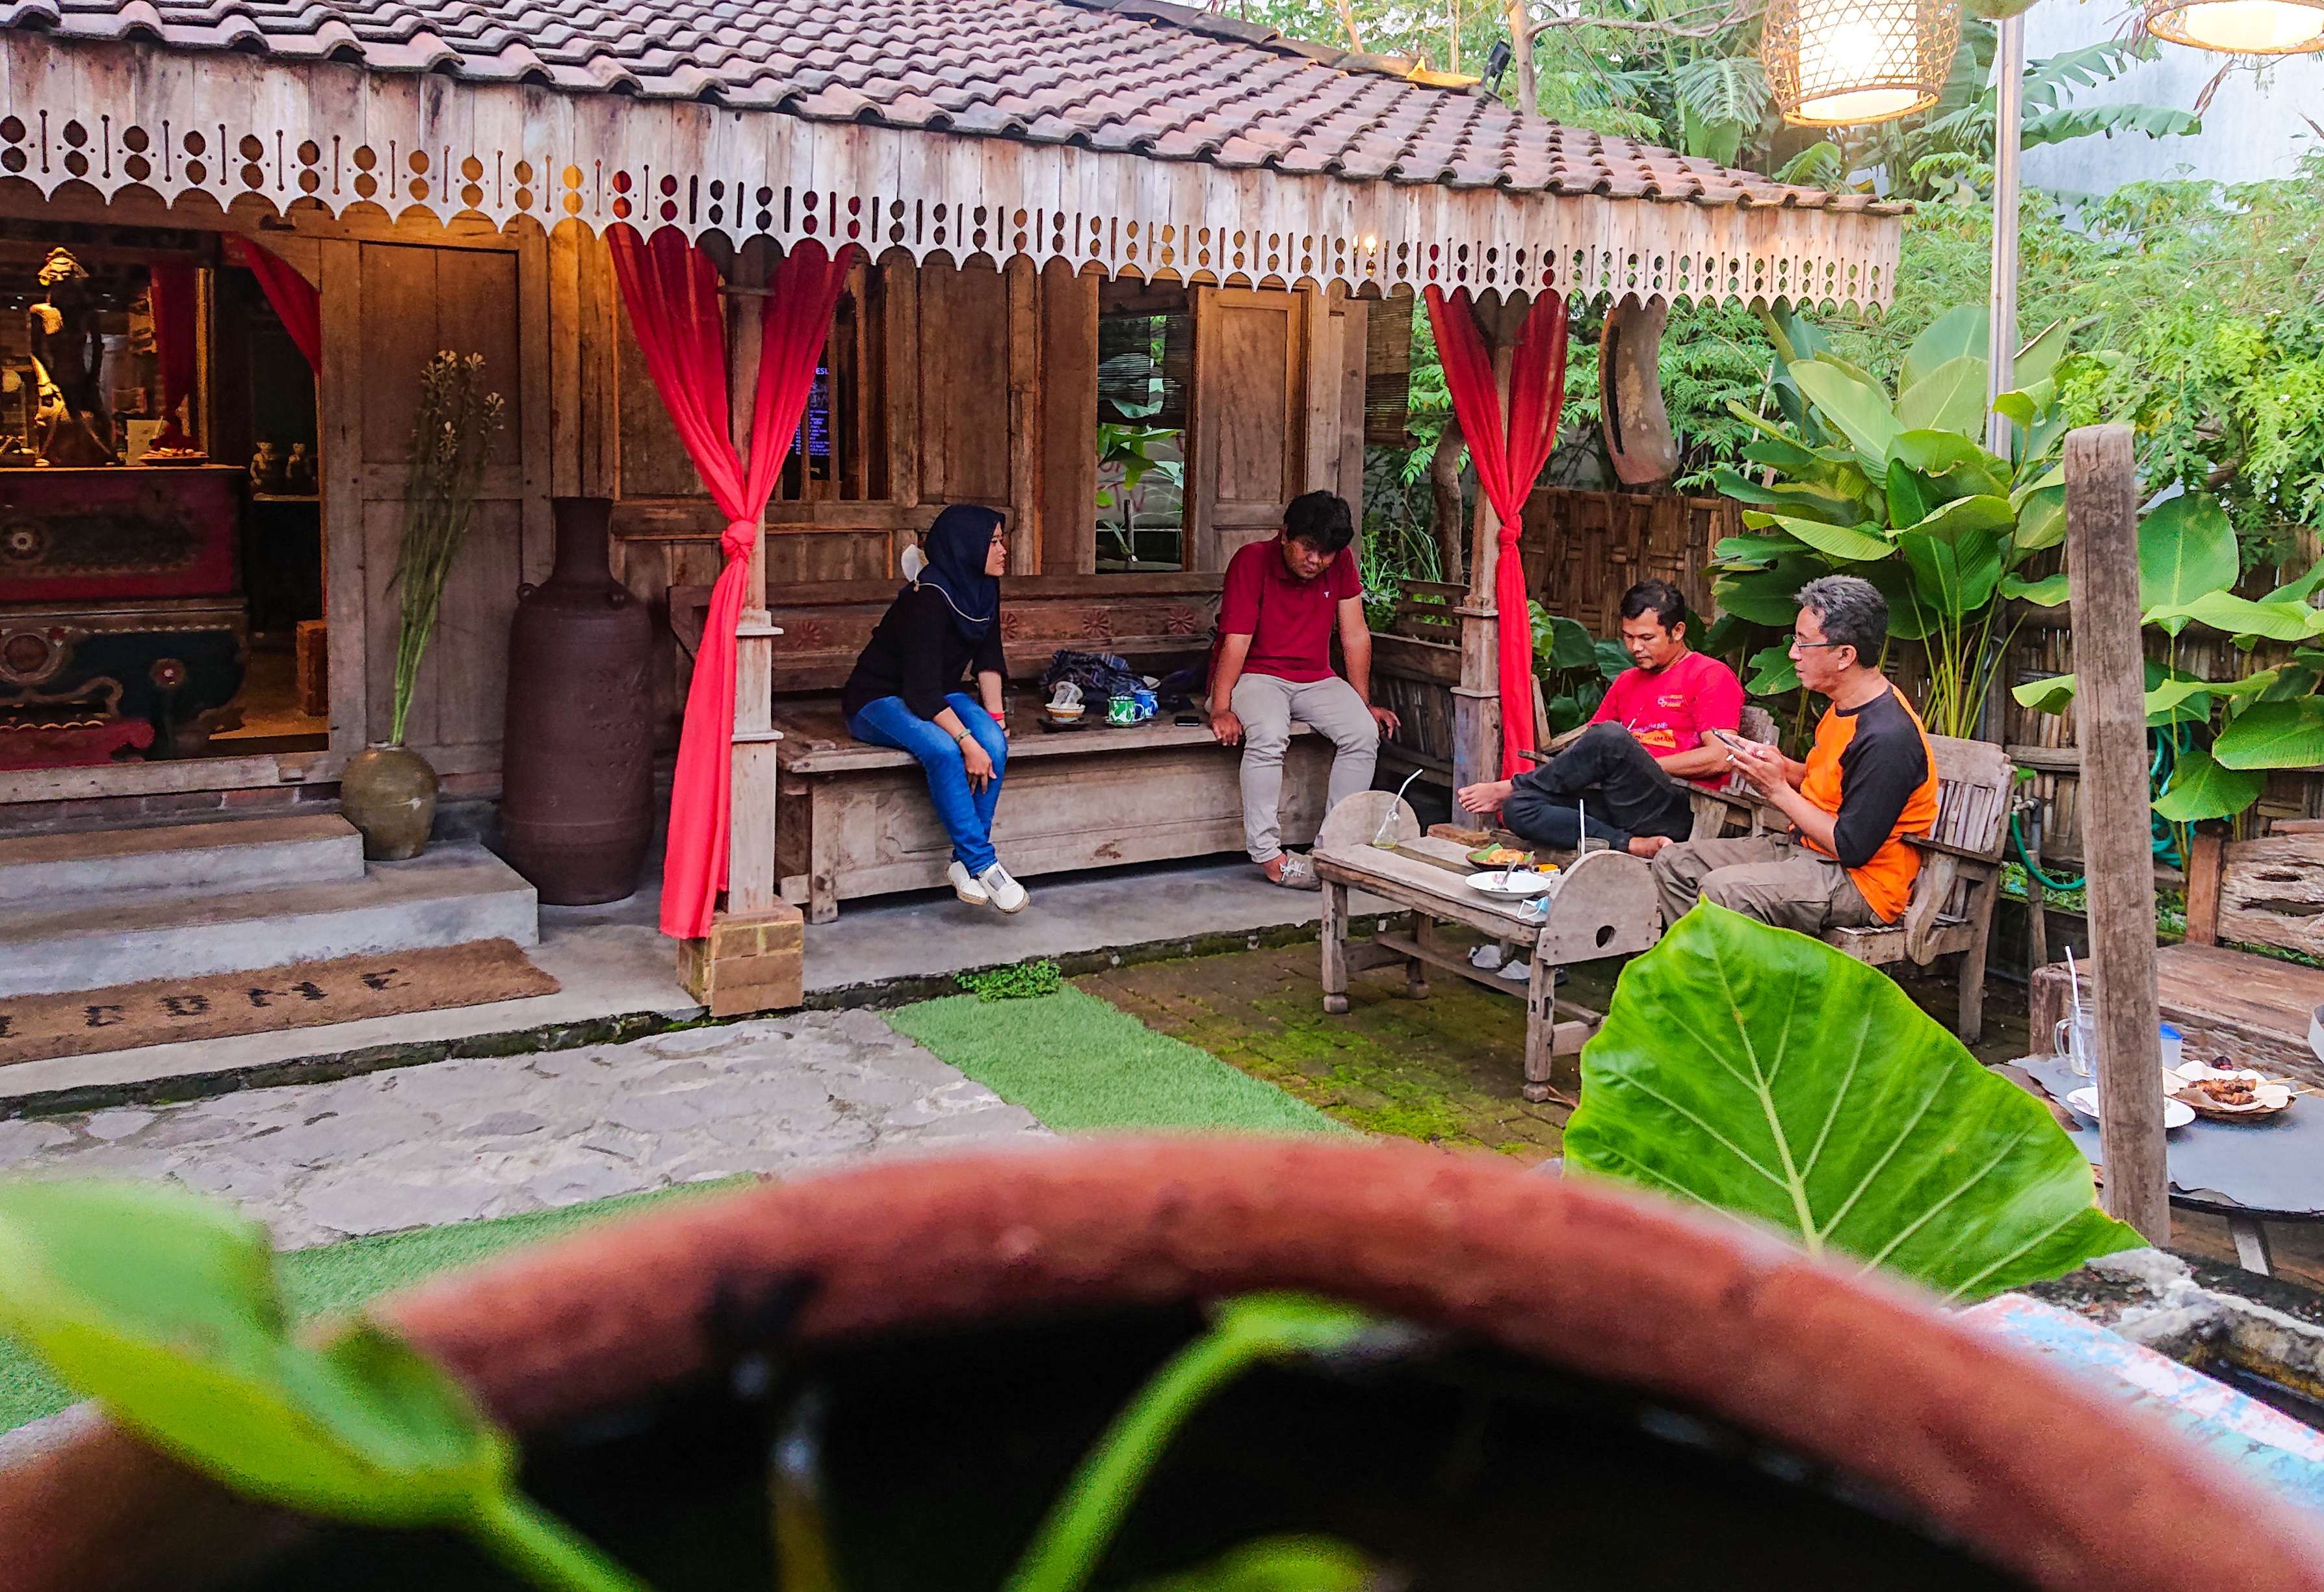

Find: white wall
2018;0;2323;191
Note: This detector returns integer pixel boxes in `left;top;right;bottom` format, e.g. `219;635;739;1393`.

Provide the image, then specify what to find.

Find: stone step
0;844;538;998
0;815;364;904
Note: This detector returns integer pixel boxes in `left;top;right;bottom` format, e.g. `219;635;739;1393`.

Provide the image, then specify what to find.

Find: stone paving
0;1010;1045;1249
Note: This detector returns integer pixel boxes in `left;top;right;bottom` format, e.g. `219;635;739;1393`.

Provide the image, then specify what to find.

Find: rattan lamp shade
1763;0;1965;127
2146;0;2324;51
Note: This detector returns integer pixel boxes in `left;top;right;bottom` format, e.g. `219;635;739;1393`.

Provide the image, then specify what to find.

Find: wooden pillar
2063;423;2169;1245
1451;297;1526;792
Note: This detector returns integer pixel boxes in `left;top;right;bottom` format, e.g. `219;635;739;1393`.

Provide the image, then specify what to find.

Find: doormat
0;941;560;1068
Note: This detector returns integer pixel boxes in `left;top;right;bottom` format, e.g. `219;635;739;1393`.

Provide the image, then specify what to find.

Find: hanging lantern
2145;0;2324;53
1762;0;1964;127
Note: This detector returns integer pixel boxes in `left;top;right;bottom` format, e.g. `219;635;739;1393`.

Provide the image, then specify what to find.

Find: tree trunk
1428;412;1467;587
1333;0;1364;49
1506;0;1535;112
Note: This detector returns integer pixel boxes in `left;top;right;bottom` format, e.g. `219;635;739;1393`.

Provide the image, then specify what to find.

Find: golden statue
29;247;116;466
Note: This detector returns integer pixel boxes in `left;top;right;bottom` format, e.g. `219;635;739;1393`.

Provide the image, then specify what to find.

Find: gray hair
1795;574;1888;661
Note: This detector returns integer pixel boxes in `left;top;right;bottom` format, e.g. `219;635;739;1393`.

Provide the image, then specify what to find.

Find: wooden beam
2064;423;2169;1246
725;238;781;916
1006;255;1044;573
2184;829;2223;946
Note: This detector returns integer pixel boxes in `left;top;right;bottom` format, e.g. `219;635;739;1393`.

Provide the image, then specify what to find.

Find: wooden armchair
1686;727;2012;1044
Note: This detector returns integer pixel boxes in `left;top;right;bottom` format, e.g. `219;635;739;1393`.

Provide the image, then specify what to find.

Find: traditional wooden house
0;0;1900;1010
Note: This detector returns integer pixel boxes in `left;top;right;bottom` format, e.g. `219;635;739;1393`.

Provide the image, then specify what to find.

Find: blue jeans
846;692;1006;874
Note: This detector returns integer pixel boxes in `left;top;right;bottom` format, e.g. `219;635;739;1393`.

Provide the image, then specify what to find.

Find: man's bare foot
1628;834;1673;860
1259;854;1286;882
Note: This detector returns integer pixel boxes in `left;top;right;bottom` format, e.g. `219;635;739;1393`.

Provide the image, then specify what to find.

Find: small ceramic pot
337;742;437;860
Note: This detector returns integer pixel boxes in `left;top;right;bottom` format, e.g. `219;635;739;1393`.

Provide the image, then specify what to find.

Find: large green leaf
2154;745;2264;823
2011;320;2073;392
1899;521;2004;617
2015;482;2067;551
1712;468;1869;528
1710;534;1799;569
1890;430;2010;499
1790;360;1901;480
1755;512;1892;564
0;1180;510;1524
2013;673;2077;715
1714;560;1822;627
1564;906;2141;1301
1745;643;1799;696
2213;698;2324;769
2136;493;2239;627
1895;354;1991;437
2000;570;2070;607
1862;558;1933;642
2265;554;2324;605
2144;590;2324;644
1901;306;1988;391
1534;612;1599;673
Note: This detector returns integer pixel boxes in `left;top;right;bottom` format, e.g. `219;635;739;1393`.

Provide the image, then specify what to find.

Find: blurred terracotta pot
2;1138;2320;1592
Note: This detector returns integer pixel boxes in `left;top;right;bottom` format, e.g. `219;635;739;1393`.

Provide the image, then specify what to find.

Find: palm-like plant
1708;304;2072;738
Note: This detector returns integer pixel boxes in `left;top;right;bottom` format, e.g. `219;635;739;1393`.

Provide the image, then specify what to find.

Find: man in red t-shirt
1209;491;1401;887
1457;581;1742;859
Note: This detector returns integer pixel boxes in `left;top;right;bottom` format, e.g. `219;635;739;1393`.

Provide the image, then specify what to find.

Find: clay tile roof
0;0;1907;213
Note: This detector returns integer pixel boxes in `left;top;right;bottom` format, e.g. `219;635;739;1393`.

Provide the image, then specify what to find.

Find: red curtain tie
1422;287;1571;781
607;225;855;941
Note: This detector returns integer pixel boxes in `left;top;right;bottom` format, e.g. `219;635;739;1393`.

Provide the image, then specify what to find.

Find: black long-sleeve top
840;584;1008;722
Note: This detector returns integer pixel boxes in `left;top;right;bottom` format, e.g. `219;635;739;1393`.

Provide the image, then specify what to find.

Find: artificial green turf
0;1180;731;1433
885;984;1351;1136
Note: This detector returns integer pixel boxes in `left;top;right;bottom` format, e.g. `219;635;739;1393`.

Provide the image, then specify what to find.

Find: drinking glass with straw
1370;768;1426;848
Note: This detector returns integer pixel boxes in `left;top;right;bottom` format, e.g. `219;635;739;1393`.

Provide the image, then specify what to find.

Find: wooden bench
771;698;1330;921
1688;729;2012;1043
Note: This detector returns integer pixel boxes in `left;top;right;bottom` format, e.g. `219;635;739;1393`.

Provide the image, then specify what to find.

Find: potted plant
5;926;2321;1592
339;352;506;861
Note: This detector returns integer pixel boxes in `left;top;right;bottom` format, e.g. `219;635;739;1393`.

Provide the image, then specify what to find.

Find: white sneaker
948;860;989;905
976;862;1028;914
1469;943;1509;972
1498;958;1532;982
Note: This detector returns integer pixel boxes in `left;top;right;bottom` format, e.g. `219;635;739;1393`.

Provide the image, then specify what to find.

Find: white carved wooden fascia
0;37;1900;311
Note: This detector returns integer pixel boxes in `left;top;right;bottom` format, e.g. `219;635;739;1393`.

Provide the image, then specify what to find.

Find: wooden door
319;229;551;783
1189;287;1305;572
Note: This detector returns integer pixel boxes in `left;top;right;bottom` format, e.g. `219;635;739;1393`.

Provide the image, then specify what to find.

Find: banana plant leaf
1898;524;2005;617
2136;493;2239;631
2144;590;2324;644
2154;745;2265;824
2213;698;2324;769
2015;482;2067;551
2012;673;2078;715
2265;555;2324;605
1895;354;1991;437
1861;558;1933;642
1890;431;2011;499
1745;643;1799;696
1712;469;1869;528
1748;512;1892;564
1710;533;1799;568
1563;906;2141;1301
2000;570;2069;607
1901;306;1988;391
1789;360;1901;481
2011;320;2072;392
1714;560;1824;627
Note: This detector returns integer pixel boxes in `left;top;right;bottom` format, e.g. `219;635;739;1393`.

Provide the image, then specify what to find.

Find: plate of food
2065;1088;2195;1130
1467;844;1535;869
2169;1064;2295;1120
1467;866;1558;898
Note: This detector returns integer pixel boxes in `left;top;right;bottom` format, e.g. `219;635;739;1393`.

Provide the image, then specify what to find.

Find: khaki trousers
1650;833;1879;934
1229;672;1379;863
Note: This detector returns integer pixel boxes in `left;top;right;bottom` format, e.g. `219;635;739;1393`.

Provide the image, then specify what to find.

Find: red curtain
1422;287;1571;780
608;225;854;941
145;261;201;447
223;237;321;371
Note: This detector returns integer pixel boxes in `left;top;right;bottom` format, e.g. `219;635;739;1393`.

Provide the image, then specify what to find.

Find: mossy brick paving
1077;944;1612;1156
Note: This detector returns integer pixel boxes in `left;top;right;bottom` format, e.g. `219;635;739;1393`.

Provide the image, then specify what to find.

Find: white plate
2066;1088;2194;1130
1467;870;1555;898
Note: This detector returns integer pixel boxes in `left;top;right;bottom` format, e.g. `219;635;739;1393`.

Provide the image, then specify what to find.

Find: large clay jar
337;742;437;861
499;495;653;904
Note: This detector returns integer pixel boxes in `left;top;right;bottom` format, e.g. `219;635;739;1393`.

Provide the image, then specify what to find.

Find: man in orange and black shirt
1651;575;1939;933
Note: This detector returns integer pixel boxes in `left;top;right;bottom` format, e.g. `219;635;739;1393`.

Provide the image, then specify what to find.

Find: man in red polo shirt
1208;491;1400;889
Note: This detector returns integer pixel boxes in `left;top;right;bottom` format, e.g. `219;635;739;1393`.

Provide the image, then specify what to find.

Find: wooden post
1451;298;1525;793
2064;424;2169;1245
2184;829;2223;946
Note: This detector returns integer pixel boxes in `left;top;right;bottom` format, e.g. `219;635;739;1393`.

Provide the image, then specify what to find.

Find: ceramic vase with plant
341;352;506;861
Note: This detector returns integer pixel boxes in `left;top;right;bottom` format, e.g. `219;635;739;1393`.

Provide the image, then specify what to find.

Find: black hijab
915;504;1002;643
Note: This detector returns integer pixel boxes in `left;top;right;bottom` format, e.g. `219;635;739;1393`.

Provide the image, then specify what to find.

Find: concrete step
0;844;538;998
0;815;364;904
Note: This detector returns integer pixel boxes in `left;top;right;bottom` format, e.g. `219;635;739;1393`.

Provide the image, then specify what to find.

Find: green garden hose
2011;725;2185;894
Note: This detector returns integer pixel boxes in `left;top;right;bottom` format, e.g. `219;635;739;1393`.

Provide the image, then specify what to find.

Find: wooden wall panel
616;306;707;498
1039;261;1099;575
917;258;1012;506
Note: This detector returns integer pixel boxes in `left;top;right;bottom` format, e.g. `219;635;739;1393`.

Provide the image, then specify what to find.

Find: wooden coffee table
1311;826;1663;1104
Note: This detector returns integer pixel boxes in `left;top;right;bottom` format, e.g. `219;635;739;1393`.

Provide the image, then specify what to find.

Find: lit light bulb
2154;0;2324;48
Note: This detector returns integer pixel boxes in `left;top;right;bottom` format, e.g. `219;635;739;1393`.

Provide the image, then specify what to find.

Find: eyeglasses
1787;638;1851;653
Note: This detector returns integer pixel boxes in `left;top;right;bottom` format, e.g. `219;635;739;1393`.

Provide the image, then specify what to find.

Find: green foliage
958;959;1065;1002
0;1179;646;1592
1006;1294;1390;1592
1563;906;2142;1301
1531;602;1629;733
1710;304;2069;738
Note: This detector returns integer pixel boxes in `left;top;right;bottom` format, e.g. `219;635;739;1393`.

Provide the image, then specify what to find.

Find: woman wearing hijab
841;504;1026;912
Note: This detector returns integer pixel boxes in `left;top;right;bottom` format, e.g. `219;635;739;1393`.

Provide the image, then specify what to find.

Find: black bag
1042;649;1147;706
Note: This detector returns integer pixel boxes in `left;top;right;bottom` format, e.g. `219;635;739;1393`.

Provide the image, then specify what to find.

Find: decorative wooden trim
0;37;1900;312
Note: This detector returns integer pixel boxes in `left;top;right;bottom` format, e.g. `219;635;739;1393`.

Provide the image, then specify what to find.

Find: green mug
1105;695;1140;727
